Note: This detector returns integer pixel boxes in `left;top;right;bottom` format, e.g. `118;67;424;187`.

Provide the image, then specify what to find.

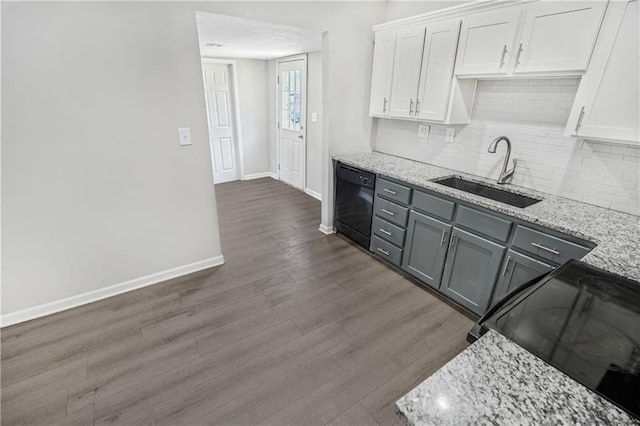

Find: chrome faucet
487;136;517;184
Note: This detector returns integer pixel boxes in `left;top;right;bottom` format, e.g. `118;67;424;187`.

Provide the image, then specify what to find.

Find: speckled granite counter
333;152;640;282
395;330;640;425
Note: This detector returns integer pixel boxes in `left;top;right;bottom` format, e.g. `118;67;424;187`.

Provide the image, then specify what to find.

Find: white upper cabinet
515;2;607;74
416;20;461;122
565;0;639;144
389;27;426;118
369;30;396;117
454;9;521;76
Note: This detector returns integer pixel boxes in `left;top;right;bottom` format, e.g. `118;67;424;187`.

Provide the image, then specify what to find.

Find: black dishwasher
334;163;376;249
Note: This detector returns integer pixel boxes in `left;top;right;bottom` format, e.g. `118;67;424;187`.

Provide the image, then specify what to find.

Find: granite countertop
395;330;640;425
333;152;640;283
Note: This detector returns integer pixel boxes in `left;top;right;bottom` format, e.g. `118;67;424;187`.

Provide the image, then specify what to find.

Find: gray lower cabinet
402;210;452;290
490;249;553;307
440;227;506;315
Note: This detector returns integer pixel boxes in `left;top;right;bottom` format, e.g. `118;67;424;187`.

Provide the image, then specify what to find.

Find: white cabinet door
566;0;639;144
515;2;607;74
416;20;461;122
369;30;396;117
389;26;425;118
455;9;521;76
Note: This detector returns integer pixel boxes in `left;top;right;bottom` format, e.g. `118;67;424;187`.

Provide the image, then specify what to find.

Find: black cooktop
481;260;640;419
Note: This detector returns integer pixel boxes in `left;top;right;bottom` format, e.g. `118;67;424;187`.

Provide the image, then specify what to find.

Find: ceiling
196;12;324;60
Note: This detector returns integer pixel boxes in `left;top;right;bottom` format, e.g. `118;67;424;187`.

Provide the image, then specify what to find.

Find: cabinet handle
502;256;512;276
515;43;523;66
574;106;586;133
415;100;421;116
383;97;388;112
383;188;397;195
409;99;414;115
379;228;392;236
440;229;448;246
381;208;395;216
531;242;560;255
448;235;457;252
377;247;390;256
499;45;508;68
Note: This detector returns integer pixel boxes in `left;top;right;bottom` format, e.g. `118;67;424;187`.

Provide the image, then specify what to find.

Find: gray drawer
456;205;512;242
372;216;406;248
412;190;455;222
512;225;591;264
371;235;403;266
377;178;412;205
374;198;409;228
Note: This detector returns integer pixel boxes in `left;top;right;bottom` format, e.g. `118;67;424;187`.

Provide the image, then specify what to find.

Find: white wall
306;52;323;197
2;1;388;319
375;78;640;215
384;0;466;21
2;2;224;319
233;59;271;177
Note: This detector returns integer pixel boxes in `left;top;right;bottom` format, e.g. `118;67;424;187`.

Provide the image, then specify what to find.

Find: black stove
469;260;640;419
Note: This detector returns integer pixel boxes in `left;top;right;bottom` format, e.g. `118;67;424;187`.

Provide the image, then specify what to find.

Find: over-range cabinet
334;162;595;317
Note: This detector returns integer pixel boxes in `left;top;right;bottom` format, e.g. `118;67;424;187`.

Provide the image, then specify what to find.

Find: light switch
445;127;455;143
311;113;318;122
418;125;430;139
178;127;192;146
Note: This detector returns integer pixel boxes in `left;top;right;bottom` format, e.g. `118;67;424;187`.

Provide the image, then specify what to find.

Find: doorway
202;61;241;184
277;55;307;191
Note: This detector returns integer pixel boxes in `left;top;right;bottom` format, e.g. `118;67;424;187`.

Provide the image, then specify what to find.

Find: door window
281;70;301;131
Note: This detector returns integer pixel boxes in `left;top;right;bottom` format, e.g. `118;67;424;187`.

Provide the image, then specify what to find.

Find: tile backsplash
374;78;640;216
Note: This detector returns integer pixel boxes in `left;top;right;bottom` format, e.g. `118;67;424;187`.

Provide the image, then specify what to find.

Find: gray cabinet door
440;227;506;315
490;249;553;307
402;210;452;290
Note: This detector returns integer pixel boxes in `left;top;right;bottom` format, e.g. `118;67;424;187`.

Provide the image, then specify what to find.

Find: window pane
282;72;290;91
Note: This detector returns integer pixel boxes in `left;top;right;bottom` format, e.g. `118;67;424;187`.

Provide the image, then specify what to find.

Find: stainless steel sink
433;177;542;208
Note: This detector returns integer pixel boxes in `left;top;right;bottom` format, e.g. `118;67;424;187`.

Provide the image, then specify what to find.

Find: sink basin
433;177;542;208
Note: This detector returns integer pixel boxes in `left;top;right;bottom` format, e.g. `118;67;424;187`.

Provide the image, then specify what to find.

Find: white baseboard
243;172;278;180
319;224;335;235
304;188;322;201
0;256;225;327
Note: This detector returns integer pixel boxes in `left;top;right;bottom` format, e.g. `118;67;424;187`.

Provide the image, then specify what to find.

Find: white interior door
203;63;238;184
277;57;307;190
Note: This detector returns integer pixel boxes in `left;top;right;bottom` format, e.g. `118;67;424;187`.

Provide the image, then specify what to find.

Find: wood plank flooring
1;178;474;425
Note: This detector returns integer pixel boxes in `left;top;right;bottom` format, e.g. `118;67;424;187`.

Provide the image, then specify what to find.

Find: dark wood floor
1;178;474;425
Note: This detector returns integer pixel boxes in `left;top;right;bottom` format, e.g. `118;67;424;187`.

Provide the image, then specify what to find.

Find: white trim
318;224;335;235
305;188;322;201
243;172;278;180
0;256;225;327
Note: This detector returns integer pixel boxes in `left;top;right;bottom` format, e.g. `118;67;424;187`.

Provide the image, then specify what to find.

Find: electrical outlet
311;112;318;122
445;127;455;143
418;125;430;139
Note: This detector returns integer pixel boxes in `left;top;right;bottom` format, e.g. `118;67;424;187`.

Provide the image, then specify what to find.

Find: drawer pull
502;256;512;276
531;242;560;255
381;208;395;217
383;188;397;195
377;247;390;256
440;229;448;246
379;228;392;236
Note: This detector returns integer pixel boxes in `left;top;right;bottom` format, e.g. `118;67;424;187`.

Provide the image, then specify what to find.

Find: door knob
298;135;304;139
